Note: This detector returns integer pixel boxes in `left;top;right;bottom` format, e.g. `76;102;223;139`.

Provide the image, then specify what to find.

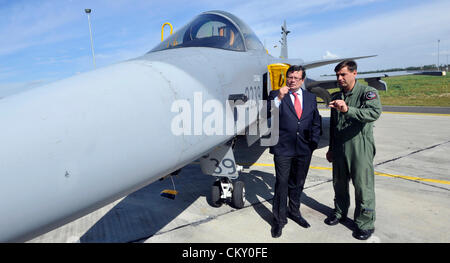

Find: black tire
210;181;222;207
310;87;331;105
231;181;245;209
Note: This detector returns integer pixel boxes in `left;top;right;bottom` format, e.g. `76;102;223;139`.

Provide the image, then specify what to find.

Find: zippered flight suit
329;81;382;231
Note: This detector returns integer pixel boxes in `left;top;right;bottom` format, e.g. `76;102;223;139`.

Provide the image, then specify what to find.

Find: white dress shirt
273;89;303;109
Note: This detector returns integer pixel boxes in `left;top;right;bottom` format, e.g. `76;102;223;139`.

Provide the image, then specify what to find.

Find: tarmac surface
382;105;450;114
29;107;450;243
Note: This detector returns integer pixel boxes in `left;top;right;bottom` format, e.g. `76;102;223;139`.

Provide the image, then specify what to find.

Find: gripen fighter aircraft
0;10;408;242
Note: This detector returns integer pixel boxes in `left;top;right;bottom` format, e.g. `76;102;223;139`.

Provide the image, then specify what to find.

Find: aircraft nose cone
0;59;190;242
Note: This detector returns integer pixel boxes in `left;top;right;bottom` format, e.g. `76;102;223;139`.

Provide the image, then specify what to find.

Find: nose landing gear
200;139;246;209
211;177;245;209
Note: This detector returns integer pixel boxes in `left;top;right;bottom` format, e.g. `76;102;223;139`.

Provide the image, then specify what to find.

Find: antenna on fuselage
280;20;290;59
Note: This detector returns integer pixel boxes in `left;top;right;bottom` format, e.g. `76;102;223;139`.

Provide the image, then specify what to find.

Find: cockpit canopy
150;11;265;53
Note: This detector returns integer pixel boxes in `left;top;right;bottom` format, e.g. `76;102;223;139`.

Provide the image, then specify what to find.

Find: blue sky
1;0;449;94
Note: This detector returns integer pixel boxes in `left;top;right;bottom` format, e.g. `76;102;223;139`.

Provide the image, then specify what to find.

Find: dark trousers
332;153;376;230
272;155;309;226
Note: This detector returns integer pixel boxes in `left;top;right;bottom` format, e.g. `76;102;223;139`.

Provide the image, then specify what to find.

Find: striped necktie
292;92;302;119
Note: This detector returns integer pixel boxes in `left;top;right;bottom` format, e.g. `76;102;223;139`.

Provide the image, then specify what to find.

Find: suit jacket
268;88;322;157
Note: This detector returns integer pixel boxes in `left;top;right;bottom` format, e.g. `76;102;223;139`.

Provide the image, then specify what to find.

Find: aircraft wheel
210;181;222;207
231;181;245;209
310;87;331;105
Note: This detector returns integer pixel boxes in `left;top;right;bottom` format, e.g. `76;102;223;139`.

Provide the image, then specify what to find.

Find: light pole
437;39;440;71
446;54;448;72
85;9;96;68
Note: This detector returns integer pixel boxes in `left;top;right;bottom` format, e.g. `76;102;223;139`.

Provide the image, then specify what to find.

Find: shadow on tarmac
79;117;334;242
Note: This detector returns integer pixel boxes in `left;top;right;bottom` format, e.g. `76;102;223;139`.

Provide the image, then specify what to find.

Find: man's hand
278;86;289;100
326;150;333;163
329;100;348;113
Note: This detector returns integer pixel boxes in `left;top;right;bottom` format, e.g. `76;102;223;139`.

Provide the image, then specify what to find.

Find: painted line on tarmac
375;140;450;167
374;172;450;185
382;111;450;117
242;163;450;186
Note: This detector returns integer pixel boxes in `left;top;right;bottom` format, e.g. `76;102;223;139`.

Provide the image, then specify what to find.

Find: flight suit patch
365;91;377;100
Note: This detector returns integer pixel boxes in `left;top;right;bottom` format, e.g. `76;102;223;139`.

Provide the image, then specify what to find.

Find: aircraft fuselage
0;45;270;242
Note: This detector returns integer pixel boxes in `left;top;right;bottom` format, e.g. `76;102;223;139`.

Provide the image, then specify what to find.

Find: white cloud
289;0;450;72
0;1;81;55
323;51;339;59
1;0;449;87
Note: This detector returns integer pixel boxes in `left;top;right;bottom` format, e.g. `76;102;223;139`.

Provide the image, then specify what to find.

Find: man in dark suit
268;65;322;238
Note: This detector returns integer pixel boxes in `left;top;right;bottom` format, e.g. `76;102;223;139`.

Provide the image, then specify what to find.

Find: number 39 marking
210;158;236;175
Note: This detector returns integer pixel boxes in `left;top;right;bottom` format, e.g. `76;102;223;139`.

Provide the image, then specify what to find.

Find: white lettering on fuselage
170;91;279;147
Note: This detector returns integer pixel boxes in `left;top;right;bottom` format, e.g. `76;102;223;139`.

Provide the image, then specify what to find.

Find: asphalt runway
319;104;450;114
29;107;450;243
383;106;450;114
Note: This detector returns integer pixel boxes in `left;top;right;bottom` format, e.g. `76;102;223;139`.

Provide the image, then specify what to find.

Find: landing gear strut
200;139;246;209
211;177;245;209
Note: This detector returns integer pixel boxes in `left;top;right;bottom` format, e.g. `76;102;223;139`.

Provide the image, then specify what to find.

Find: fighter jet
0;10;408;242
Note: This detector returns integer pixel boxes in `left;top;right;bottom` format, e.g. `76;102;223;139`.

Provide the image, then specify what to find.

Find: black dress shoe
271;224;283;238
288;213;310;228
353;228;374;240
324;214;346;226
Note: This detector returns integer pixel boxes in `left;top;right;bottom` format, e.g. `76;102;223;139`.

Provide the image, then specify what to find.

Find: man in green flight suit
325;60;382;240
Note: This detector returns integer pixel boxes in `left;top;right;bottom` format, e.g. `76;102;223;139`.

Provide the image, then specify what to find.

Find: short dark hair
286;65;306;80
334;60;357;72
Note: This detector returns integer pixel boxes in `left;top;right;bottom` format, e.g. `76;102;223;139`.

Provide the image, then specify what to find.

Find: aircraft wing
269;55;377;70
355;70;445;78
301;55;377;70
308;70;446;91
